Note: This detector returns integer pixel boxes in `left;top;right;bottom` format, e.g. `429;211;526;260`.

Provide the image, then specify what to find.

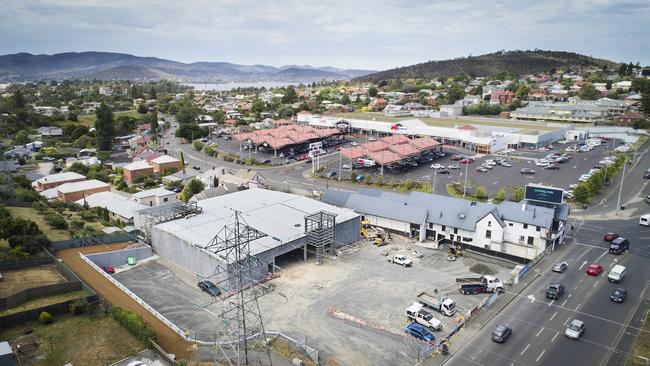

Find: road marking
551;332;559;342
575;303;581;311
594;250;607;263
536;328;544;337
561;299;568;307
564;317;571;325
536;350;546;362
527;295;536;303
572;165;577;168
593;279;600;288
578;260;588;270
548;299;555;307
521;344;531;355
550;311;558;321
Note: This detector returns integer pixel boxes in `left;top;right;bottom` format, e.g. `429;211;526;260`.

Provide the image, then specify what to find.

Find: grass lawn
0;314;144;366
331;111;559;132
626;310;650;365
65;110;142;128
0;290;86;316
7;207;71;241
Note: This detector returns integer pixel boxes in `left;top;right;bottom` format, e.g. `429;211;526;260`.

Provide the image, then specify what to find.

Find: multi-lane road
445;215;650;366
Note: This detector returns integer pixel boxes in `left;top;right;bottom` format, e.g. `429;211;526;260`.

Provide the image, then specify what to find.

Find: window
149;202;153;206
485;230;492;239
527;236;534;245
463;237;473;243
508;223;513;227
519;235;525;243
487;221;492;227
453;228;458;234
164;197;169;202
441;225;446;232
523;224;528;229
536;226;541;232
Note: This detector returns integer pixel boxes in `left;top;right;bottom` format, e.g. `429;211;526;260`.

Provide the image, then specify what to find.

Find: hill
354;50;619;82
0;52;376;82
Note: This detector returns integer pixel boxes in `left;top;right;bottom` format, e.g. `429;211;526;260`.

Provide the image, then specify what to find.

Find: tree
94;103;114;151
175;105;198;124
13;90;25;109
180;151;186;174
368;86;378;98
510;186;525;202
515;85;530;100
574;184;592;204
475;187;488;200
149;86;157;99
175;124;206;141
179;179;205;202
281;86;298;104
137;103;148;114
150;112;159;140
578;84;600;100
340;94;351;105
15;130;30;145
447;86;465;104
193;140;204;151
495;188;506;202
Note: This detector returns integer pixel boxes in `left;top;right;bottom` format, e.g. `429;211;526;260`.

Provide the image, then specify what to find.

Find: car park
405;323;435;343
545;283;565;299
552;262;568;273
586;264;603;276
491;325;512;343
198;280;221;297
565;319;585;340
610;288;627;303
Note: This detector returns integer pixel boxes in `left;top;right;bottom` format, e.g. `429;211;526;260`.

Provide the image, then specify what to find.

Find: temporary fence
266;331;320;364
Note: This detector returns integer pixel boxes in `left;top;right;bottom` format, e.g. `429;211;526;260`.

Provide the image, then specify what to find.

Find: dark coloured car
405;323;435;343
491;324;512;343
610;288;627;303
326;171;337;178
546;283;565;299
192;166;201;170
261;159;272;164
198;280;221;297
437;169;450;174
603;232;619;242
521;168;535;175
609;237;629;255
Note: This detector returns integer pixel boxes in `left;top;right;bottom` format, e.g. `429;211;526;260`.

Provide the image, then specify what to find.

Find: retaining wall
85;246;153;268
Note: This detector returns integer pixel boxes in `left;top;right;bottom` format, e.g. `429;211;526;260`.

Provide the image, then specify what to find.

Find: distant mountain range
0;52;376;82
354;50;619;82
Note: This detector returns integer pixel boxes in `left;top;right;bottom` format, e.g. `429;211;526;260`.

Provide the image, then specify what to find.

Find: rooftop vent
459;213;466;219
470;201;477;206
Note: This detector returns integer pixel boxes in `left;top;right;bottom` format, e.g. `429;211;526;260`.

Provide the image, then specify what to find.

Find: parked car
546;283;565;300
645;195;650;204
437;169;450;175
603;232;619;242
388;255;412;267
192;165;201;170
521;168;535;175
448;164;461;170
431;163;444;169
565;319;585;340
460;158;473;164
102;266;115;274
451;154;464;161
552;262;568;273
261;159;272;164
586;264;603;276
491;325;512;343
198;280;221;297
476;167;488;173
544;164;560;170
326;171;337;178
500;162;512;167
405;323;435;343
610;288;627;303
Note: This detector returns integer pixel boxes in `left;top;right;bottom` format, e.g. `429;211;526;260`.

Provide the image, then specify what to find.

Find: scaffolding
205;211;272;366
304;211;337;264
137;201;202;241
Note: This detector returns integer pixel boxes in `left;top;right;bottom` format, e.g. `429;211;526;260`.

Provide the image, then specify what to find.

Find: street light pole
433;168;438;193
463;162;469;198
616;153;628;214
338;152;342;181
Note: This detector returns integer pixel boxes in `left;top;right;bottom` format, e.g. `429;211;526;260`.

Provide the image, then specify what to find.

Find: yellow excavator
361;221;389;246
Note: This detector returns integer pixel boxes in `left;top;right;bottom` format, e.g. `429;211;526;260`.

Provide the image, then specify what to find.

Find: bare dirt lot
0;265;66;297
55;243;193;361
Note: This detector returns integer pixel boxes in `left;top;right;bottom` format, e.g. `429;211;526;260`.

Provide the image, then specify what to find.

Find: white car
565;319;585;340
448;164;461;170
536;160;550;167
578;176;590;182
431;164;444;169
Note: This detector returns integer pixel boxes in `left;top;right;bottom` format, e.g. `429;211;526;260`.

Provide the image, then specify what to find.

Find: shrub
193;140;204;151
38;311;53;325
111;306;156;347
72;219;85;228
80;211;96;221
69;298;88;315
44;213;68;229
475;186;488;200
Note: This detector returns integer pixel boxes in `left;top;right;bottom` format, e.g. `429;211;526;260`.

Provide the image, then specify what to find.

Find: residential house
490;90;516;105
56;179;111;202
615;112;643;124
132;187;178;207
440;104;463;117
37;126;64;136
188;183;242;203
32;172;87;191
123;160;154;184
77;191;146;224
3;146;31;159
150;155;181;175
65;156;101;168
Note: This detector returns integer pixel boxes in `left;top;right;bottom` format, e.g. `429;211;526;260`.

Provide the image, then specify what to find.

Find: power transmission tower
205;211;273;366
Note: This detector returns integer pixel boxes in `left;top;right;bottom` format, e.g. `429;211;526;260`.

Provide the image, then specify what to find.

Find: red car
451;154;464;161
102;266;116;274
603;232;619;242
460;158;473;164
586;264;603;276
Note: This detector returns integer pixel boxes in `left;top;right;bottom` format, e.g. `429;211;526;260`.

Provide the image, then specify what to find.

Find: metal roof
496;201;554;228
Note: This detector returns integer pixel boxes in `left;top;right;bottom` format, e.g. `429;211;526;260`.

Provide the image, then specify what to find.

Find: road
445;215;650;366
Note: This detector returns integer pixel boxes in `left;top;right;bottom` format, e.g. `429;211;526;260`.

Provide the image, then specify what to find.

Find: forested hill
354;50;619;82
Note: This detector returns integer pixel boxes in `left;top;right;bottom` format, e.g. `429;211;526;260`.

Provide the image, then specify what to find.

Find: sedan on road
565;319;585;340
552;262;568;273
586;264;604;276
521;168;536;175
610;288;627;303
603;232;619;242
198;280;221;297
546;283;565;299
491;325;512;343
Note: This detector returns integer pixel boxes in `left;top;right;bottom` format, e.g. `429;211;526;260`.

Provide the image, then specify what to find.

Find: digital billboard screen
524;185;564;204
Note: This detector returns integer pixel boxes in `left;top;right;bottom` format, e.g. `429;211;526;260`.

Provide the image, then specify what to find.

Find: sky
1;0;649;70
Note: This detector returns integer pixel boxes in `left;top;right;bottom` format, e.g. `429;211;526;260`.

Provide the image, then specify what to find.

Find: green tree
15;130;30;145
340;94;351;105
495;188;506;202
475;187;488;200
193;140;204;151
447;86;465;104
137;103;148;114
180;151;186;174
368;86;378;97
175;105;198;124
574;184;592;204
510;186;525;202
94;102;114;151
13;90;25;109
281;86;298;104
149;86;157;99
578;84;601;100
350;170;358;181
179;179;205;202
515;85;530;100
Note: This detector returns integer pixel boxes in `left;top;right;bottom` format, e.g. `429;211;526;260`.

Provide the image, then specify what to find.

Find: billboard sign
309;141;323;150
390;123;410;133
336;120;351;130
524;185;564;204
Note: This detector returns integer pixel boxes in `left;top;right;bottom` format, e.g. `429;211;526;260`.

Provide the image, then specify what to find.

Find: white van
640;214;650;227
608;265;626;283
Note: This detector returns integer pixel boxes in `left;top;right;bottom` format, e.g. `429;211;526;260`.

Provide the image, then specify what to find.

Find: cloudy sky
1;0;649;70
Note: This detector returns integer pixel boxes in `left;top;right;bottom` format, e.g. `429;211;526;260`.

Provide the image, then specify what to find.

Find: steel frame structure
137;201;202;240
304;211;337;264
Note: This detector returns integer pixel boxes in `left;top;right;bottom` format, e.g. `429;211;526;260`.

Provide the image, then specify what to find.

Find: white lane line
564;317;571;325
561;299;568;307
594;250;607;263
551;332;559;342
593;279;600;288
550;311;558;321
568;294;572;299
536;350;546;362
578;260;588;270
536;328;544;337
575;303;581;311
521;344;531;355
572;165;577;168
548;299;555;307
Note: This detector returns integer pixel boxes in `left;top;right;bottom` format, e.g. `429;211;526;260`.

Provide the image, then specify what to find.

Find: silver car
552;262;568;273
565;319;584;339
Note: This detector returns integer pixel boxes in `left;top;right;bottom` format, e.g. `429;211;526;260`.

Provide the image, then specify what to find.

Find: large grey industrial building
136;188;360;280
